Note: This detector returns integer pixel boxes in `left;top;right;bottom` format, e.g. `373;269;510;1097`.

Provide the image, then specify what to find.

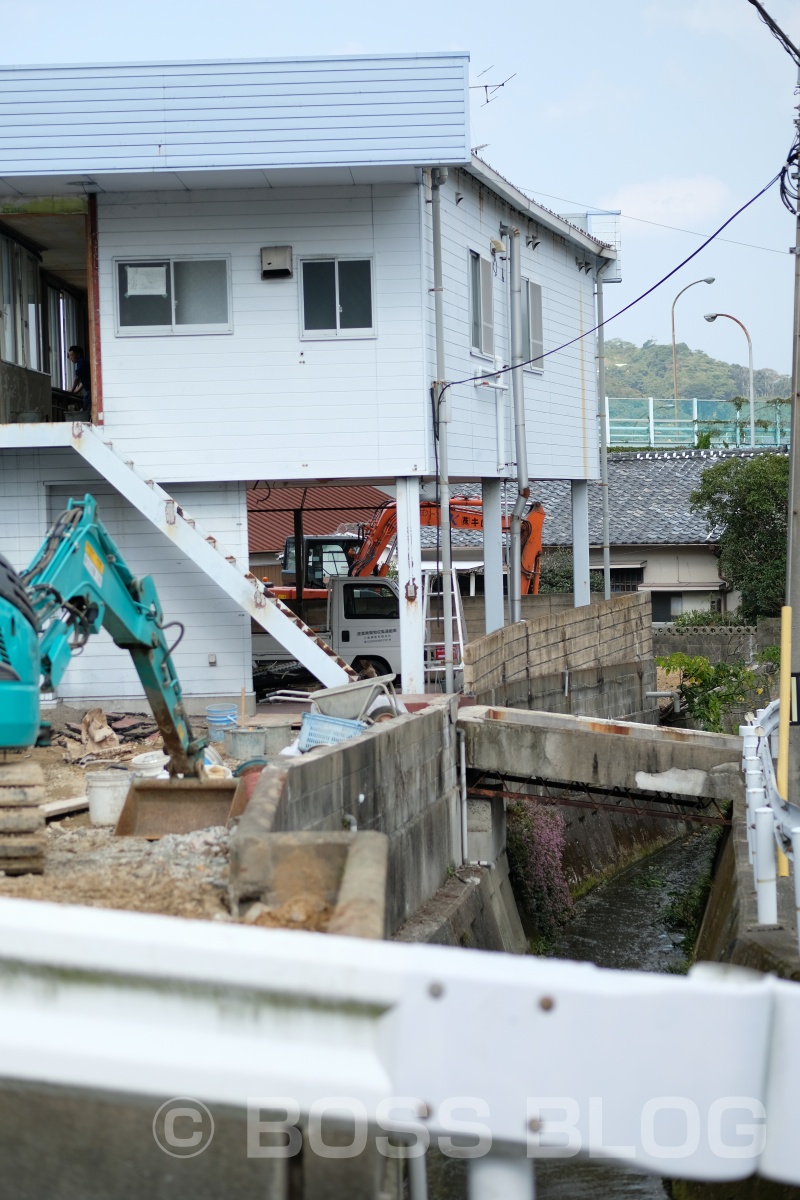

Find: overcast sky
3;0;800;377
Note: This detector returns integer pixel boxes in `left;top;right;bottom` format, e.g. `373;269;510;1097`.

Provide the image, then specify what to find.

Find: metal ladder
422;566;465;687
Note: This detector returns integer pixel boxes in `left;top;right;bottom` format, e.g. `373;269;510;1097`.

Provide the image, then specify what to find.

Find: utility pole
786;67;800;800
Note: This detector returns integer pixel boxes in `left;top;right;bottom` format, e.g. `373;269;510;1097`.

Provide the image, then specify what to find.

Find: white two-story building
0;53;614;706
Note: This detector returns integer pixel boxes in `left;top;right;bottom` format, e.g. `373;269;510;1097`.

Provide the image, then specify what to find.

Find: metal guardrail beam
0;896;797;1187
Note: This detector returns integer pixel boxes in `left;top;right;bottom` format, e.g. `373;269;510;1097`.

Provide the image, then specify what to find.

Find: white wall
425;169;600;482
0;449;251;704
97;184;428;483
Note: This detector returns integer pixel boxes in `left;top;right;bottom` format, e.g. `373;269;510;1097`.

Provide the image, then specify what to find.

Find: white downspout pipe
430;167;454;692
508;226;530;626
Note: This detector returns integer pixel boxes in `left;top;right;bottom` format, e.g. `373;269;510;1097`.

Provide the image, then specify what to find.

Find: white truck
253;575;403;684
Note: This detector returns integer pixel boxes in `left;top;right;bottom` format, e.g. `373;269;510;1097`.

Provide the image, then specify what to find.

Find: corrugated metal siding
426;169;600;482
0;450;251;701
0;54;470;176
247;485;392;552
96;184;429;482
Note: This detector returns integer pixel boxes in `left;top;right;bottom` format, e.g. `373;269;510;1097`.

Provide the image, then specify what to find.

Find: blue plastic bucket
205;703;237;743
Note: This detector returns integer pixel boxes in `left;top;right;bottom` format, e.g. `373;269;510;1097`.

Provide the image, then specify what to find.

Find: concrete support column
571;478;591;609
482;478;505;633
396;476;425;693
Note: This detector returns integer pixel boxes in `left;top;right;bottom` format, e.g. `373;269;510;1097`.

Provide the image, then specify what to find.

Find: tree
690;454;789;620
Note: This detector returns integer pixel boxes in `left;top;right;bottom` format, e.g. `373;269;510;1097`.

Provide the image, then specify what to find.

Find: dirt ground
0;704;330;932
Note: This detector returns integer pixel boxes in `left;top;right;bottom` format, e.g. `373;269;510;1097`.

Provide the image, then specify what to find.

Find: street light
671;278;715;421
704;313;755;448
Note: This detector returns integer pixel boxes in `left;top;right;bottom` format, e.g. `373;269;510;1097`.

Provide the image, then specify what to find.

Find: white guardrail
742;700;800;943
0;892;798;1195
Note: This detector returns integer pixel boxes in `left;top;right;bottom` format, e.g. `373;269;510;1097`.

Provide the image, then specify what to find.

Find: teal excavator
0;495;207;870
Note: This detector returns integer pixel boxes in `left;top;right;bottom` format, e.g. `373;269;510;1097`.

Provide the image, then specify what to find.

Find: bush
538;547;603;594
506;801;573;940
656;652;755;732
671;608;750;629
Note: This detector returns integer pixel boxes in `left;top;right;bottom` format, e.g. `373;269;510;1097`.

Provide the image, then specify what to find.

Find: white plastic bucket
86;770;131;827
206;703;238;743
130;750;169;778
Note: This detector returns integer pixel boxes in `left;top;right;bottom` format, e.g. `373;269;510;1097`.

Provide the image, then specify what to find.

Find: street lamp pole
671;277;715;421
704;313;756;447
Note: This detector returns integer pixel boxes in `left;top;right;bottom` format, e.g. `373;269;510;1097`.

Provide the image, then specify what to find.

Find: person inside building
67;345;91;417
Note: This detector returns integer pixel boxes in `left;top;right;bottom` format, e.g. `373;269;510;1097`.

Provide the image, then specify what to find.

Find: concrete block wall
463;592;658;722
238;699;460;934
653;617;780;666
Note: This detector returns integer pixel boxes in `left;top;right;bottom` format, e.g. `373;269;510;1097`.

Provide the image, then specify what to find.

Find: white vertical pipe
469;1155;535;1200
755;807;778;926
508;227;529;626
792;827;800;957
648;397;655;447
430;167;454;692
482;478;504;634
571;479;591;608
458;727;469;865
395;476;425;694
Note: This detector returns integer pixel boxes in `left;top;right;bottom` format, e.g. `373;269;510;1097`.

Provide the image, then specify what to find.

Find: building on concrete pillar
0;52;613;702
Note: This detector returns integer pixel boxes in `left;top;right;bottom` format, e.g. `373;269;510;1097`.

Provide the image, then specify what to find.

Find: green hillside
605;339;790;400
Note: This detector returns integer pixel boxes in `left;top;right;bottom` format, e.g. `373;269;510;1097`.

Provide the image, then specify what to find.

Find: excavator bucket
114;777;239;839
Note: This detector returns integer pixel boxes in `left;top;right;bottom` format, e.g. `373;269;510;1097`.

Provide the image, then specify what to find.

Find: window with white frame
115;258;231;334
521;279;544;371
300;258;374;336
469;250;494;356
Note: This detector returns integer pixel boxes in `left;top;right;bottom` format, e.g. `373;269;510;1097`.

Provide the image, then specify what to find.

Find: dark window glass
302;261;336;330
338;259;372;329
343;584;399;621
610;567;644;594
470;252;481;349
117;261;172;327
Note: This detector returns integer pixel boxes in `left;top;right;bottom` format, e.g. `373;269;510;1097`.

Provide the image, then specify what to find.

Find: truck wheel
354;656;392;679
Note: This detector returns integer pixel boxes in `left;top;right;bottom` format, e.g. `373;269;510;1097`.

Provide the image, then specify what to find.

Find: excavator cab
0;552;42;749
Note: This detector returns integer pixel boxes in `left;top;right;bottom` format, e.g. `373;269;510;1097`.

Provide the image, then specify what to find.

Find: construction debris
80;708;121;752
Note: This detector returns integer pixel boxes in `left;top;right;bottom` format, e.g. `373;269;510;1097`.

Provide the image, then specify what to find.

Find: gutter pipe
508;227;530;625
431;167;455;692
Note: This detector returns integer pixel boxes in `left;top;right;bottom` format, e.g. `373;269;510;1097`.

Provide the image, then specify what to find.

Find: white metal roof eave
0;51;469;72
466;156;615;259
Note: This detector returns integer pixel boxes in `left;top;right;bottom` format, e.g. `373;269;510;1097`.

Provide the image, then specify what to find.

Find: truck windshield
342;584;399;620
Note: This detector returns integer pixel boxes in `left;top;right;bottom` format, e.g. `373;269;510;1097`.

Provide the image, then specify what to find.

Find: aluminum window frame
521;278;544;374
468;249;494;359
298;255;377;340
113;254;233;337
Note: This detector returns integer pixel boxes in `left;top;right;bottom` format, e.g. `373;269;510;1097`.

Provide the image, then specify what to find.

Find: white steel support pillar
571;478;591;608
396;476;425;694
482;478;505;634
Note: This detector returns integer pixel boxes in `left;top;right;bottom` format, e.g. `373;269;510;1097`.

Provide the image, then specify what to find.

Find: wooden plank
41;796;89;819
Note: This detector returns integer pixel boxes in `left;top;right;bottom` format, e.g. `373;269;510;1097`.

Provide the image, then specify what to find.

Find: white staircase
6;422;353;687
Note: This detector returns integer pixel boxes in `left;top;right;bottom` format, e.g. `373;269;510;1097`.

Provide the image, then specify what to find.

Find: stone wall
462;592;658;722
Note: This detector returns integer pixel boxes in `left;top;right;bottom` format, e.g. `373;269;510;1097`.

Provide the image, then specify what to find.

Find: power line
440;171;782;397
516;186;788;255
744;0;800;68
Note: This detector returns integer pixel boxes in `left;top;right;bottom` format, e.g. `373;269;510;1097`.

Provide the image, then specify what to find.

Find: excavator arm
17;496;205;776
349;496;545;595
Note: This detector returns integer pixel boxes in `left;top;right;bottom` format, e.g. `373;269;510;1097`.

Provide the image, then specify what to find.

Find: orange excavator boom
348;496;545;595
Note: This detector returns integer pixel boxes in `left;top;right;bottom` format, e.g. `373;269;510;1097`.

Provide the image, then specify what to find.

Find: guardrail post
469;1154;535;1199
755;807;778;925
793;828;800;956
744;754;766;867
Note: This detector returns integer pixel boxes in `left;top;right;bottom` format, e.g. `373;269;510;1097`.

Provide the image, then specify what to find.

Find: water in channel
534;828;719;1199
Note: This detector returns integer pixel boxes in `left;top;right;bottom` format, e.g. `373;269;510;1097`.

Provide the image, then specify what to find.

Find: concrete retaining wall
463;592;658;721
232;700;462;936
